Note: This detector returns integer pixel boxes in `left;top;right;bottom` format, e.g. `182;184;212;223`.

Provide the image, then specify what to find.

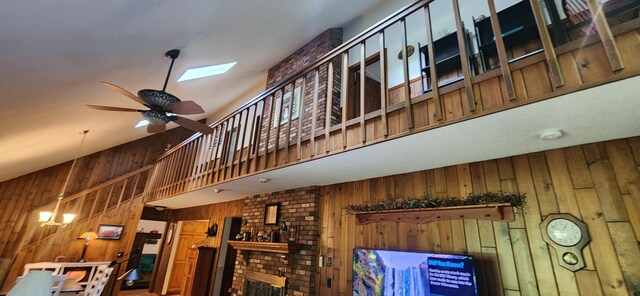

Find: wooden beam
341;52;349;148
486;0;517;100
585;0;624;71
359;42;367;143
323;65;333;153
423;6;443;121
452;0;477;111
309;69;320;157
529;0;565;88
401;19;415;128
297;76;307;160
263;95;275;170
378;32;389;137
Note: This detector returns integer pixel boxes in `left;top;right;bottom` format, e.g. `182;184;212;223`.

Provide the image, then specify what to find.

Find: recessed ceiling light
177;62;237;82
258;178;270;183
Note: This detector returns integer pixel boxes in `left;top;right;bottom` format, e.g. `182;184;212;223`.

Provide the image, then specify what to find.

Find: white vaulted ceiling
0;0;396;182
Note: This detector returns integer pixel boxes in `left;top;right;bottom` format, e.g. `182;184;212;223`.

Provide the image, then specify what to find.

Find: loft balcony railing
146;0;640;201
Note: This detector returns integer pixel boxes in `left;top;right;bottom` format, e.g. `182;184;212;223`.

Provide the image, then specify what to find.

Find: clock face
547;218;582;246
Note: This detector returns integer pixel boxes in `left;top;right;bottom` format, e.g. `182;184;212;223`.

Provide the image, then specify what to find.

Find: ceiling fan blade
101;82;148;106
166;101;205;115
86;105;142;112
173;116;214;134
147;124;166;133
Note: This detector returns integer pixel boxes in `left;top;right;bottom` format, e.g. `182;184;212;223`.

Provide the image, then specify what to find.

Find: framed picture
97;224;124;240
264;203;280;226
272;86;302;127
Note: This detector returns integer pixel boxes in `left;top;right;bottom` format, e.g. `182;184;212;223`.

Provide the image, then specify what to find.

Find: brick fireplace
231;187;320;296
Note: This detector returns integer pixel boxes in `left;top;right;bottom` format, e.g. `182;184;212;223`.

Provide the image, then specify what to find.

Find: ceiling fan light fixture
177;62;237;82
135;119;150;128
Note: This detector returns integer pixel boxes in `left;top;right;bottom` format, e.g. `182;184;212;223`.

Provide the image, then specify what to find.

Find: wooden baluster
252;100;266;173
309;69;320;158
452;0;477;111
341;52;349;148
245;105;257;175
215;121;228;183
222;116;236;181
486;0;517;100
379;32;389;137
263;95;275;170
237;109;250;177
284;84;295;163
585;0;624;71
113;178;128;212
273;90;285;167
528;0;565;88
192;136;205;188
401;19;415;128
204;132;216;186
359;42;367;143
297;75;308;160
212;125;225;184
323;66;332;153
423;6;443;121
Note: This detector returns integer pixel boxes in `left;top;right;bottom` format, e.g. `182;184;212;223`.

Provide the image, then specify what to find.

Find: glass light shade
62;213;76;224
39;211;53;223
79;231;98;240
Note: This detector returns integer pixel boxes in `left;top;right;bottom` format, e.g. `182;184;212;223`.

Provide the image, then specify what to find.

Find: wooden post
284;84;295;164
401;19;415;128
323;65;333;153
529;0;565;88
244;106;257;175
585;0;624;71
297;76;307;160
309;69;320;157
424;6;443;121
341;52;349;148
359;42;367;143
379;32;389;137
486;0;517;100
263;96;275;170
452;0;477;111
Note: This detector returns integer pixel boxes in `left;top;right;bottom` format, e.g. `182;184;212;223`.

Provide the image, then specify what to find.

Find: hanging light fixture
39;130;90;227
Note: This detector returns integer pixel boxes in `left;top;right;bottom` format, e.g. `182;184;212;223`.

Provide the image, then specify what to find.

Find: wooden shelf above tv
353;203;515;225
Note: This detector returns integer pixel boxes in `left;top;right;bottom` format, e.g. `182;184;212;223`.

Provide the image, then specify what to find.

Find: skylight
177;62;237;82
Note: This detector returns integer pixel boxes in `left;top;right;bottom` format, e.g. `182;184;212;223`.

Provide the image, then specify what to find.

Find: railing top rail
32;165;153;212
158;0;430;159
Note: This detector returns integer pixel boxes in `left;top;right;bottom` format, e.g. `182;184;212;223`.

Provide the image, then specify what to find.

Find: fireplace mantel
228;241;303;265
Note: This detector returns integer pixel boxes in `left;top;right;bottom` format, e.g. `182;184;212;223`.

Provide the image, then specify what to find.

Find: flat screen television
353;248;478;296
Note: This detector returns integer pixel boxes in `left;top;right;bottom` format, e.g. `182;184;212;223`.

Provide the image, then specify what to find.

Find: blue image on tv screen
352;248;478;296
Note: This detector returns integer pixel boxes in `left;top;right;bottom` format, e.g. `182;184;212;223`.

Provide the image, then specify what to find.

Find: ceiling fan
87;49;214;134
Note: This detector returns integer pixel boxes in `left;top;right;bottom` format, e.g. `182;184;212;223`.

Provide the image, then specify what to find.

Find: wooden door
166;221;208;294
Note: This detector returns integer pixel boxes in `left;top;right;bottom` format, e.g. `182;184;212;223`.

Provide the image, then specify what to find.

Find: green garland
345;192;525;213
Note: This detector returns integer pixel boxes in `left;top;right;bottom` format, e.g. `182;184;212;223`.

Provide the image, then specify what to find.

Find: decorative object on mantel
38;130;90;227
206;223;218;237
346;192;525;225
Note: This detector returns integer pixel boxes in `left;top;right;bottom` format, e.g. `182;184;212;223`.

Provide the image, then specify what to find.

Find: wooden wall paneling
574;43;614;84
575;189;629;295
589;159;629;221
513;155;559;295
626;184;640;240
528;152;560;215
521;62;554;98
615;30;640;74
608;222;640;295
605;139;640;195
